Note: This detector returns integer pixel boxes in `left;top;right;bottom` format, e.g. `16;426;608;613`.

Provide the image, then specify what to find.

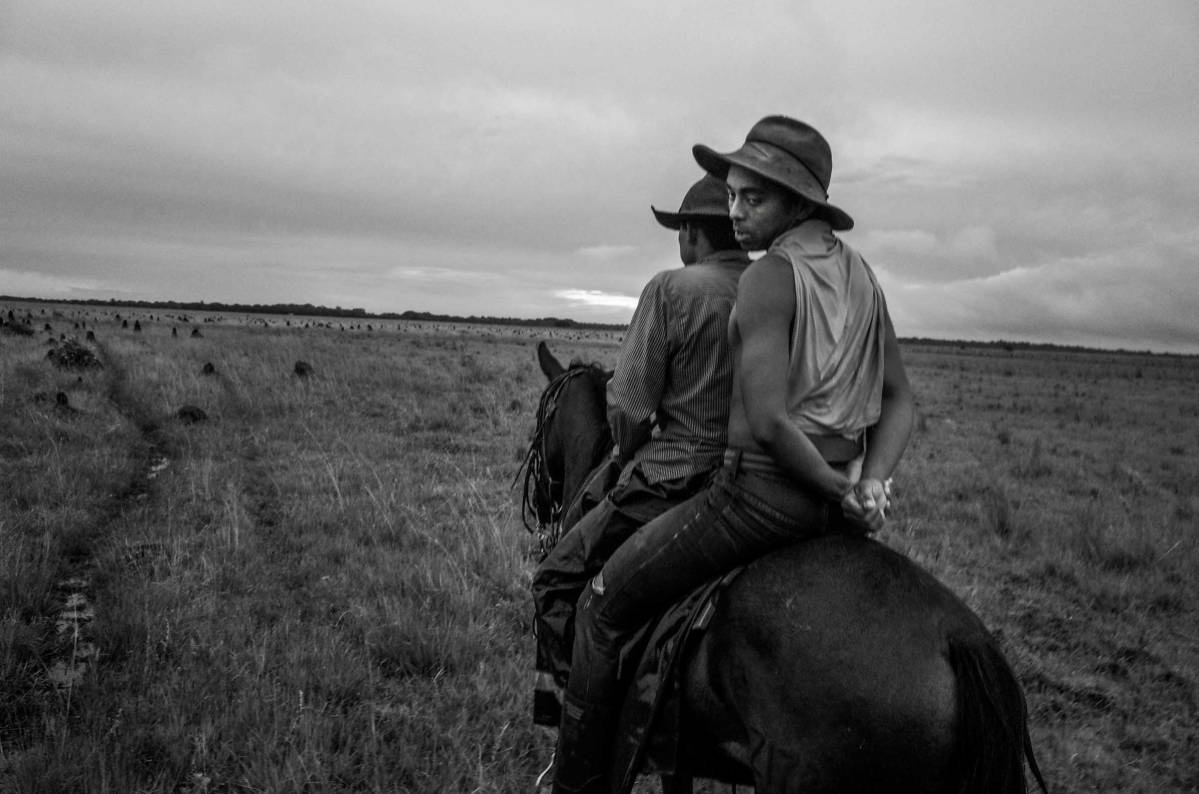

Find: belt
724;433;863;477
724;449;789;481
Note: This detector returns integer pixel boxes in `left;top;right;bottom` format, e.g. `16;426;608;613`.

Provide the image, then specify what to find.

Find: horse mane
516;362;608;548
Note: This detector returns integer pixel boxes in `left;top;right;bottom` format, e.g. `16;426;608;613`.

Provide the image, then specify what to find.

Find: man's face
726;165;802;251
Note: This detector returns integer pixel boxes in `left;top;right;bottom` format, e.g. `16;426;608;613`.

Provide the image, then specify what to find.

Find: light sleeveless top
769;220;887;440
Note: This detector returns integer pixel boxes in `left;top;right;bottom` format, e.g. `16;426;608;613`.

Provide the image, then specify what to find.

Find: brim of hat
692;144;854;231
650;206;730;230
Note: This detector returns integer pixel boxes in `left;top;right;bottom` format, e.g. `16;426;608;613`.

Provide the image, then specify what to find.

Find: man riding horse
548;115;917;793
532;174;751;734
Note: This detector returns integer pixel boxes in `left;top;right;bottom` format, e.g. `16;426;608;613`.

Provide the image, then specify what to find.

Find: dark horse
520;342;1047;794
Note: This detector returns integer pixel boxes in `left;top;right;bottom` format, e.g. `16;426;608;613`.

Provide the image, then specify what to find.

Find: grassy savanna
1;301;1195;792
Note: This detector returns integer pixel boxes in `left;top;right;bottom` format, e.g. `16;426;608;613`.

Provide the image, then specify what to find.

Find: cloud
555;289;639;311
574;245;641;261
1;1;1197;351
0;268;107;297
881;234;1199;353
857;225;1000;281
386;265;501;285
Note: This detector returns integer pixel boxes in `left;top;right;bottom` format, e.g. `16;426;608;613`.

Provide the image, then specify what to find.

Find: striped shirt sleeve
607;274;671;463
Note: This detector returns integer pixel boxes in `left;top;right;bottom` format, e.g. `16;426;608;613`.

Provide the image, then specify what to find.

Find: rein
516;366;602;555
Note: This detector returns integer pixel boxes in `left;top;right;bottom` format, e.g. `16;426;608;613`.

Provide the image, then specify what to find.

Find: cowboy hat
650;174;731;230
692;115;854;231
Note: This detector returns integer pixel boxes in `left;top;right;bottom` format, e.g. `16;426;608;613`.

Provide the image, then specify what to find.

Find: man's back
607;249;749;483
531;173;748;733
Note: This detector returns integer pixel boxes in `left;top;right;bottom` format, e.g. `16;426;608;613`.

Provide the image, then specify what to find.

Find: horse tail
947;634;1049;794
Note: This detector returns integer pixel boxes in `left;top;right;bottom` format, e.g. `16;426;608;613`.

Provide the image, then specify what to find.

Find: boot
551;695;615;794
533;670;563;727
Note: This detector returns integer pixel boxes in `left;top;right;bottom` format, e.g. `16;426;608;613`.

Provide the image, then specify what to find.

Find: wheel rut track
42;339;172;690
206;361;298;558
34;339;291;696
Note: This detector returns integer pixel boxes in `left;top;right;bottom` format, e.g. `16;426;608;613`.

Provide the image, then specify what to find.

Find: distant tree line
2;295;1185;358
0;296;625;331
900;336;1174;357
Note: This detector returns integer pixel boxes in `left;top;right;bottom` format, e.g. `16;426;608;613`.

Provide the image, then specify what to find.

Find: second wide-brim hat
651;174;731;230
693;115;854;231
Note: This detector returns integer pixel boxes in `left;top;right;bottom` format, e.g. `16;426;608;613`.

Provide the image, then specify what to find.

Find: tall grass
2;307;1196;792
896;345;1198;792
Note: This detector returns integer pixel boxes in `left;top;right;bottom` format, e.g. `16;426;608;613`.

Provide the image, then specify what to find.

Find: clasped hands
840;477;892;533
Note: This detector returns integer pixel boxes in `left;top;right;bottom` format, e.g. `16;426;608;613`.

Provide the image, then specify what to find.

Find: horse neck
552;368;611;508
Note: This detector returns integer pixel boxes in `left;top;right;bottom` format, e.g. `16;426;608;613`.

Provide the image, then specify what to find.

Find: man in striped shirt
532;173;750;728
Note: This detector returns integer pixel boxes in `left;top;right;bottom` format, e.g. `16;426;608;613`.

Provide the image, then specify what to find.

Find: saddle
532;569;741;791
609;568;744;794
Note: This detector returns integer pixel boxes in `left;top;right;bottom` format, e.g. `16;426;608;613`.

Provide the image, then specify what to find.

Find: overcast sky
2;1;1197;353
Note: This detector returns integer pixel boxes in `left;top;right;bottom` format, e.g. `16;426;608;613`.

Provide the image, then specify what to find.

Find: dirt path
43;340;172;690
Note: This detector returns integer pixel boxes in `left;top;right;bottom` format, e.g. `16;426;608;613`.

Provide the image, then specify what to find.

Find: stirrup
534;751;556;791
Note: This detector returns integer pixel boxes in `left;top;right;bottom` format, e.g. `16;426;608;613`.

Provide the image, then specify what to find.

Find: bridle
516;365;603;556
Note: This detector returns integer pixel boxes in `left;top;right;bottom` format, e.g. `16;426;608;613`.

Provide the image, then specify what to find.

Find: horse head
519;342;612;552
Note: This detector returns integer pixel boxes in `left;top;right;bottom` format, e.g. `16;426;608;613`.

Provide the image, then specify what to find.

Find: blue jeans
553;451;835;791
533;465;705;696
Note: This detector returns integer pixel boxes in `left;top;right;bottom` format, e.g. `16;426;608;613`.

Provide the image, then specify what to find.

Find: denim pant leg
532;471;696;686
566;465;829;708
533;498;641;686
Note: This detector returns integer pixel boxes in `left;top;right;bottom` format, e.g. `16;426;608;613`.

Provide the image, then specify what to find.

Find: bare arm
734;255;852;503
841;306;915;529
861;307;915;482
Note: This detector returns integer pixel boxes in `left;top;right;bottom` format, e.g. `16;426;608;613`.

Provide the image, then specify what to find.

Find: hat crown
677;174;729;216
691;114;853;230
745;115;832;192
651;174;731;230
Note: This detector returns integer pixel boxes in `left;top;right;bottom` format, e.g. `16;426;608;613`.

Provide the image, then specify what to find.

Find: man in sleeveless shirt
531;174;751;729
549;116;916;793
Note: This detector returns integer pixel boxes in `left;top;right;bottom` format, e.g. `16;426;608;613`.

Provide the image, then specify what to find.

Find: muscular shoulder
739;253;793;299
729;254;794;331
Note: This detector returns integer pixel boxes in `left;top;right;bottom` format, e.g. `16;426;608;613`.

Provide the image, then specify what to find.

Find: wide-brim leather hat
693;115;854;231
651;174;730;230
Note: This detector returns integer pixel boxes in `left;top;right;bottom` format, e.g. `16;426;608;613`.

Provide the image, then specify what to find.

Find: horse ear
537;341;566;381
